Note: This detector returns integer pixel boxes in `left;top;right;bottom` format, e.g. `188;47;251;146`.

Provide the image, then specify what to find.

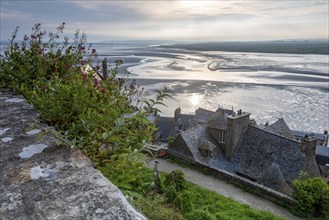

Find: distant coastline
160;40;329;55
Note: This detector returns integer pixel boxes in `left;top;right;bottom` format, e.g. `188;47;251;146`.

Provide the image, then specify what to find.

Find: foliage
164;170;187;191
134;193;185;220
0;23;94;91
162;170;192;212
168;135;176;145
0;23;171;165
98;157;152;195
99;156;284;220
292;174;329;219
186;210;215;220
186;180;284;220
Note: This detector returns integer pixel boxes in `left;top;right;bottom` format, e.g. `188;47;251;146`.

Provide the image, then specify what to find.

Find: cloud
1;0;328;41
0;10;31;21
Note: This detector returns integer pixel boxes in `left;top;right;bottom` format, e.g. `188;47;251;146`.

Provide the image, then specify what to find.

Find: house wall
226;112;250;159
207;127;226;151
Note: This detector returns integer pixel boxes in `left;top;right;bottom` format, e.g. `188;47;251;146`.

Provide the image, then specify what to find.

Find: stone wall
0;90;145;220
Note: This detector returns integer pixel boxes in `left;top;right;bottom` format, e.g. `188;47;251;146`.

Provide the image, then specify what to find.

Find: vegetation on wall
0;23;170;165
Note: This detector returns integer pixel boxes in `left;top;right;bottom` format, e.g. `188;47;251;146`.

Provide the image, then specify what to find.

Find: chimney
301;135;321;177
301;135;317;157
225;111;251;160
174;107;181;121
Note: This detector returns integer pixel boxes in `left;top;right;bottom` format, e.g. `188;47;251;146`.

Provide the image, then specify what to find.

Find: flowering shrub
0;23;170;164
0;23;96;91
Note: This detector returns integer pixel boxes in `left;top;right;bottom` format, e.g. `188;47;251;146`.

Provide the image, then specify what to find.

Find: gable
263;118;294;140
167;135;194;161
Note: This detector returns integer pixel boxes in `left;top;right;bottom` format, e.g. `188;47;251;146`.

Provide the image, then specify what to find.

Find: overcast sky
1;0;328;42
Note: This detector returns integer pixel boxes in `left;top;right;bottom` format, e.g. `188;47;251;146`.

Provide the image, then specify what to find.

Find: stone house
158;107;329;194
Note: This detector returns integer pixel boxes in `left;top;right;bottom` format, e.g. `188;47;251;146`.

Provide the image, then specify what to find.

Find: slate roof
263;118;295;140
207;112;227;130
256;162;293;194
179;123;217;164
169;124;237;172
164;107;322;194
199;139;217;151
233;125;304;182
316;146;329;165
292;130;328;142
194;108;219;122
157;117;178;140
176;113;194;128
215;107;235;116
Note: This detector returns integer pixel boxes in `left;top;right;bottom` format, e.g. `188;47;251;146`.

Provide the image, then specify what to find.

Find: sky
1;0;328;42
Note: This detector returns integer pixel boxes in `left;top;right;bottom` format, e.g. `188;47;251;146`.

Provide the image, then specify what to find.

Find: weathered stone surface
0;90;145;220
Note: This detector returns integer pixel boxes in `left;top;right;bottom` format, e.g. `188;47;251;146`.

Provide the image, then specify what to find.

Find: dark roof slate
263;118;295;140
179;123;215;164
157;117;177;140
207;112;227;130
215;107;235;116
233;125;304;182
176;113;194;128
292;130;328;142
316;146;329;165
256;162;294;194
194;108;219;123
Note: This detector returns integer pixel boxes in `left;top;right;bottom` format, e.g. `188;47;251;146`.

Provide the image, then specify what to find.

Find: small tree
292;174;329;218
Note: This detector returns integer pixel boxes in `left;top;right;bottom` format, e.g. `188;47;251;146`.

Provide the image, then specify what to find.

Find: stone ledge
0;90;145;220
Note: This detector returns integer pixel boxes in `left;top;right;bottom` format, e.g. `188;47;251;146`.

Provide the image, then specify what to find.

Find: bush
164;170;188;191
162;170;193;212
292;175;329;218
0;23;94;91
0;23;171;164
186;209;215;220
134;193;185;220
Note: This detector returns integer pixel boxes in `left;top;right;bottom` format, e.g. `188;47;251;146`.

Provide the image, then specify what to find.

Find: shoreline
124;73;329;92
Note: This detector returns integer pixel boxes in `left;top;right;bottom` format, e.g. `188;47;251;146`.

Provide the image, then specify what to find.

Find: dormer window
219;131;226;143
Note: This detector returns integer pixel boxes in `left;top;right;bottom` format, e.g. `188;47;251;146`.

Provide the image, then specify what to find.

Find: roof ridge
197;107;217;114
248;125;300;144
180;122;208;135
266;117;285;128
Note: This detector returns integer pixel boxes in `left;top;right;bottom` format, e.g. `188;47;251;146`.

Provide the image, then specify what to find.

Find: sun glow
190;93;203;106
180;0;211;8
177;0;225;14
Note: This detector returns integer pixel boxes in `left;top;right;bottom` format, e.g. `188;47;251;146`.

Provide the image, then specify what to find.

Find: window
219;131;226;143
204;149;212;158
199;149;212;158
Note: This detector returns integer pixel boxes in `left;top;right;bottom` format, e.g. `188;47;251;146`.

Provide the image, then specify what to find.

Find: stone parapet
0;90;145;220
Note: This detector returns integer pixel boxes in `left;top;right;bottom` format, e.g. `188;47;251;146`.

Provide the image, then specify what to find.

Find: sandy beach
91;42;329;134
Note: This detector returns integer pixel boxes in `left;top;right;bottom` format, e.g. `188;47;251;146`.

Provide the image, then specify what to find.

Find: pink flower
81;73;87;81
93;77;99;88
